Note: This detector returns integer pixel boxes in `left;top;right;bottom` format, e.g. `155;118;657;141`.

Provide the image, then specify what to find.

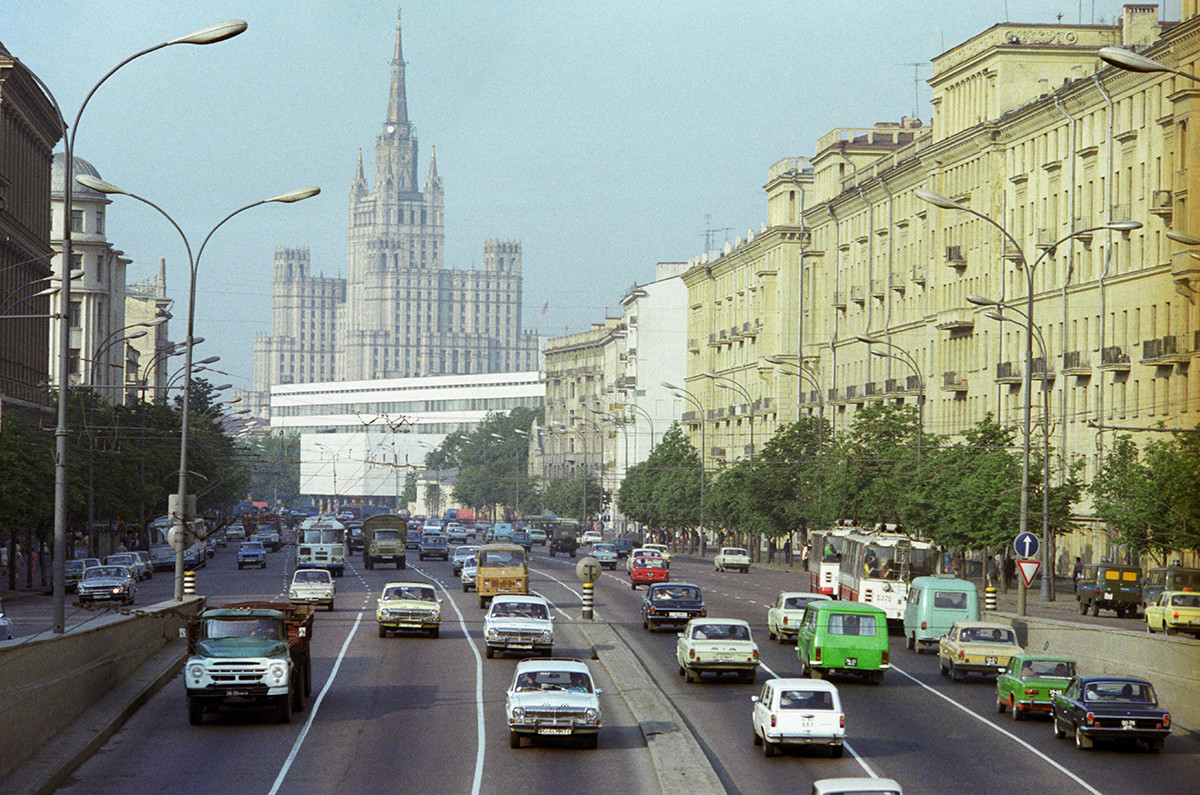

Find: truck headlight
268;663;287;684
188;664;205;682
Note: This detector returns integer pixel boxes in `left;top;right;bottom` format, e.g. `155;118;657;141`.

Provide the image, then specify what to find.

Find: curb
1;642;186;795
576;620;724;795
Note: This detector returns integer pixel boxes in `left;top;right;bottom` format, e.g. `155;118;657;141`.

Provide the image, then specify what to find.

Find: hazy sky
4;0;1169;392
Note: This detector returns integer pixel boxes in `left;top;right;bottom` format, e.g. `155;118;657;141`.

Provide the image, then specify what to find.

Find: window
70;209;83;232
95;211;104;235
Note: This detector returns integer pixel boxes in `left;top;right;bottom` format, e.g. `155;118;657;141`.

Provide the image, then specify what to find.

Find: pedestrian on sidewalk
1073;556;1083;592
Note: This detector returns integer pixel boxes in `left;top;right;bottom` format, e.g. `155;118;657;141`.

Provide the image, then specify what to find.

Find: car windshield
423;537;446;545
241;543;264;551
514;669;592;693
374;530;401;540
384;586;436;601
1169;593;1200;608
491;601;549;619
778;689;835;710
1084;681;1156;704
724;548;747;556
301;529;341;544
479;549;526;567
1021;659;1074;678
962;626;1015;644
294;570;331;583
106;554;134;565
653;586;699;601
691;623;750;641
85;566;125;579
204;617;282;641
636;558;667;569
826;612;878;636
65;560;85;571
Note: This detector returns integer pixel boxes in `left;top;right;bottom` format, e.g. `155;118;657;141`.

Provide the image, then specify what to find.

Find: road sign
1013;531;1039;560
576;556;601;584
1016;559;1041;588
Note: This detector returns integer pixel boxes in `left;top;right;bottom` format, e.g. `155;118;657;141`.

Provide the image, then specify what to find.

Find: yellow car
1145;590;1200;637
938;620;1022;681
376;581;442;638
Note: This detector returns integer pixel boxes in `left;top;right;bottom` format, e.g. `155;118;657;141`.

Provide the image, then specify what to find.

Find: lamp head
75;174;126;195
852;334;879;344
196;355;220;365
267;186;321;203
143;316;169;327
1166;230;1200;246
125;330;148;341
966;294;1000;307
1098;45;1167;74
1103;221;1142;233
169;20;248;45
661;381;681;391
915;188;963;211
211;384;233;392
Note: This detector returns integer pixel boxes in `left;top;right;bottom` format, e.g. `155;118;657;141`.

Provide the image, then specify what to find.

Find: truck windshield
204;618;282;641
373;530;401;540
480;549;526;567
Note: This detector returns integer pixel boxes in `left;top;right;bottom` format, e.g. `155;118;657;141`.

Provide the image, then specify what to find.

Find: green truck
362;514;408;569
184;598;313;724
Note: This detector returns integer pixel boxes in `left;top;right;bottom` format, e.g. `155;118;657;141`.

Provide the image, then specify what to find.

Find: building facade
0;44;60;420
252;10;538;415
681;3;1199;569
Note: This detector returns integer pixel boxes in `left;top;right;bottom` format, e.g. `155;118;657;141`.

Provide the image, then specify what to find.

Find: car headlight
511;707;525;719
268;663;287;684
585;708;599;721
540;630;553;641
485;628;499;640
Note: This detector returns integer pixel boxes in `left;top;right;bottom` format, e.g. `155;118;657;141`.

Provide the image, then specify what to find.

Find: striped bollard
984;586;996;612
184;570;196;595
582;582;594;620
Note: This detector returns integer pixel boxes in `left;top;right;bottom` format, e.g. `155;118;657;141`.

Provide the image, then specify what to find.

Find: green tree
542;474;605;520
617;423;702;538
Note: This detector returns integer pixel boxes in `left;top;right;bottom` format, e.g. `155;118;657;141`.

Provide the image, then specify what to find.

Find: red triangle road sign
1017;559;1041;588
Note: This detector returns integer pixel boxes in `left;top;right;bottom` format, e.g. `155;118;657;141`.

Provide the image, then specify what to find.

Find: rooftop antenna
700;213;732;254
896;62;928;120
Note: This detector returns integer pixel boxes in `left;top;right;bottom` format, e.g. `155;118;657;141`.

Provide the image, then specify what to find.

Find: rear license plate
1104;592;1114;600
539;727;572;735
669;612;687;618
1122;720;1136;730
985;656;998;665
845;657;858;666
1049;689;1062;697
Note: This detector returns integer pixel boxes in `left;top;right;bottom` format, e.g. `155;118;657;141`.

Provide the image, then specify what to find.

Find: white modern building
270;370;544;504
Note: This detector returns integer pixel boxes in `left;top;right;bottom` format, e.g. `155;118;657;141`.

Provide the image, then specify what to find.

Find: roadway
49;542;1200;794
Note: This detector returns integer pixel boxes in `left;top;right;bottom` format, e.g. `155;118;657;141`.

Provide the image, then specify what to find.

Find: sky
3;0;1173;393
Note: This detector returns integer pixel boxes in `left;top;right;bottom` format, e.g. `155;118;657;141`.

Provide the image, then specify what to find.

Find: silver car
78;565;137;605
105;552;148;581
461;557;478;592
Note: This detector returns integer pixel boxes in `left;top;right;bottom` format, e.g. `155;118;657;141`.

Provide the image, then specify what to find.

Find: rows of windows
274;394;543;417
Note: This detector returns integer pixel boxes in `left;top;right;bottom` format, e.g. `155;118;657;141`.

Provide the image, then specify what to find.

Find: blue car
237;541;267;570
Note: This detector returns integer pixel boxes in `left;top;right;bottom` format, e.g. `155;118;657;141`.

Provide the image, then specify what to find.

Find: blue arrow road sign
1013;531;1039;560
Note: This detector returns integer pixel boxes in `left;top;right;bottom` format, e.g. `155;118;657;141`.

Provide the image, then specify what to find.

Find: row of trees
617;403;1165;561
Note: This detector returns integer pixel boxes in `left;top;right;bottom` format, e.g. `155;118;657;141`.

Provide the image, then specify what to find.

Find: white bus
148;515;208;571
835;528;939;621
296;516;346;577
804;522;858;597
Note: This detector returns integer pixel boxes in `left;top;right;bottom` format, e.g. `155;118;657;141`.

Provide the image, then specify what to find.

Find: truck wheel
187;696;204;726
292;675;305;713
277;693;293;724
399;559;406;569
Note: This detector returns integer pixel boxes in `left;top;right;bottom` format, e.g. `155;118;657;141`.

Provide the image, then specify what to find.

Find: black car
345;522;364;552
641;582;706;632
612;538;636;559
511;530;534;553
418;534;449;561
1051;676;1171;752
406;529;423;549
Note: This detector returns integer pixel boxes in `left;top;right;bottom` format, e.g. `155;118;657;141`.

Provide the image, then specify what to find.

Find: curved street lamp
917;187;1141;611
763;355;826;453
1099;46;1200;81
852;334;925;460
701;371;756;459
12;18;247;632
79;174;319;599
662;381;707;553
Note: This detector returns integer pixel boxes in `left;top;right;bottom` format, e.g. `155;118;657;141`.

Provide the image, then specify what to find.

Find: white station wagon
766;591;832;643
752;677;845;757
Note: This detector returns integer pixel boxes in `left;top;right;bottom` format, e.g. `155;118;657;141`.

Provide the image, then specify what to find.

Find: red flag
541;300;548;315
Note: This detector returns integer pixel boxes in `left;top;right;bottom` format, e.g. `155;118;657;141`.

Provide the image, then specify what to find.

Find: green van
1076;563;1142;618
903;574;979;653
796;601;890;684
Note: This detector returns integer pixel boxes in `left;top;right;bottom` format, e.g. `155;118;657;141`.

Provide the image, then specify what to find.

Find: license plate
539;727;572;735
800;717;813;727
718;654;736;662
1049;689;1062;697
226;689;248;697
1122;720;1136;730
845;657;858;666
669;612;687;618
985;656;998;665
509;643;532;649
1104;592;1114;600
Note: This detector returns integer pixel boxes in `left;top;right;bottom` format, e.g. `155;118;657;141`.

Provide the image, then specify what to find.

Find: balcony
942;371;968;392
1150;189;1173;220
1030;356;1055;382
681;410;698;422
935;311;975;331
710;446;727;459
871;280;885;298
688;338;700;353
995;361;1021;383
850;285;866;304
1143;335;1189;364
708;333;718;347
833;292;846;308
1100;346;1131;370
827;388;839;403
946;245;966;268
844;384;858;400
808;389;821;404
1061;350;1090;375
864;382;879;397
884;378;899;393
911;265;927;284
906;374;921;392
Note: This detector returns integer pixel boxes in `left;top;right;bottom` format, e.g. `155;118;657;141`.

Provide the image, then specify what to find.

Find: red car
630;556;669;590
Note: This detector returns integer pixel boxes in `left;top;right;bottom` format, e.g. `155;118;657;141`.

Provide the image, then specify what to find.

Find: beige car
938;620;1022;681
766;591;831;643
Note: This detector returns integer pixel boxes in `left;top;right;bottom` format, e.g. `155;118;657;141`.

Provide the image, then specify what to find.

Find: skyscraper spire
385;6;409;128
426;145;440;188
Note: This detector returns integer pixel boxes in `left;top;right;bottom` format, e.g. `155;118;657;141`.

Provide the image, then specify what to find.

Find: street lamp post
1099;46;1200;81
702;371;756;459
918;187;1140;613
851;335;925;460
15;18;247;631
662;382;707;554
764;355;827;452
80;174;318;600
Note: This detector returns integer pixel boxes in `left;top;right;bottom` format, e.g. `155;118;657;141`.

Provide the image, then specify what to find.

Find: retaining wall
0;598;203;781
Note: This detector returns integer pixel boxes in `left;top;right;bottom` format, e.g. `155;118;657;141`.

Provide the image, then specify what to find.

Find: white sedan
714;547;751;573
506;658;601;749
289;568;335;610
485;595;554;658
766;591;832;643
580;530;603;545
676;618;759;683
751;677;845;757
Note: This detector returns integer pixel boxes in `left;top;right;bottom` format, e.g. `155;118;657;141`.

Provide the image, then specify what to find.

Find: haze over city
4;0;1156;389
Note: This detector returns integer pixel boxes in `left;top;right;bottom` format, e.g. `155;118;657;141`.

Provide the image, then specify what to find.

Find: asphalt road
41;543;1200;794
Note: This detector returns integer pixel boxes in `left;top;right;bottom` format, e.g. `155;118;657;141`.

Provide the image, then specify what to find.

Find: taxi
939;620;1023;681
676;618;759;683
1144;590;1200;637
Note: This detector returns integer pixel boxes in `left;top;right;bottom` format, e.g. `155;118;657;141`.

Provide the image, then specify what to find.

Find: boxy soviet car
641;583;705;631
506;658;601;749
485;594;554;658
1051;676;1171;752
751;678;845;757
938;621;1022;681
676;618;759;683
376;581;442;638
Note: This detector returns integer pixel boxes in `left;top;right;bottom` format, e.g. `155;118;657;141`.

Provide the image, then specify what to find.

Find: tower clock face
386;124;396;134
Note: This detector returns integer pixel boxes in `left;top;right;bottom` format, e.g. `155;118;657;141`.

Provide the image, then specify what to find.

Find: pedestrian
1073;556;1083;592
1004;557;1015;589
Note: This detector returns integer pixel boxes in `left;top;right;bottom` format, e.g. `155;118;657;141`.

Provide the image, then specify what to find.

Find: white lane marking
409;565;487;795
757;661;876;778
891;665;1101;794
269;611;363;795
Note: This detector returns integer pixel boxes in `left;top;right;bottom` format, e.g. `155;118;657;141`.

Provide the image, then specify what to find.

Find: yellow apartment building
682;3;1199;569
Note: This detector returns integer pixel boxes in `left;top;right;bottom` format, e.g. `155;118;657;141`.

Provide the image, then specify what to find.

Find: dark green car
995;654;1076;720
1076;563;1142;618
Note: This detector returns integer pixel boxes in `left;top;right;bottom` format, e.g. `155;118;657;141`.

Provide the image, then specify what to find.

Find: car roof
1011;653;1075;663
779;591;831;600
766;677;838;693
953;620;1014;630
686;617;749;628
492;594;548;605
648;582;698;590
808;600;886;616
1077;675;1154;685
811;778;902;795
514;657;591;674
382;581;436;590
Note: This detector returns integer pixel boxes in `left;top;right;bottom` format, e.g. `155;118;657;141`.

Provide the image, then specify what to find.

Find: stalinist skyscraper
253;9;539;406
